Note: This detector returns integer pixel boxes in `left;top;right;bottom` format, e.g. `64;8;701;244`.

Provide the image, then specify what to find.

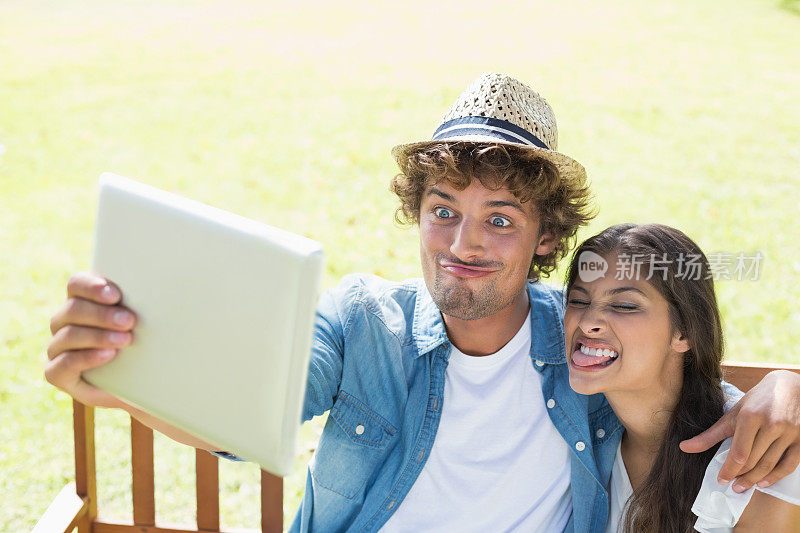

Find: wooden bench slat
93;518;259;533
723;361;800;392
196;449;220;531
94;523;194;533
73;400;97;533
260;470;283;533
131;416;156;526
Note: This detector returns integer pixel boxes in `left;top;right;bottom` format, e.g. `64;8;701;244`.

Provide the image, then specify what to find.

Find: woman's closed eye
567;298;589;307
610;303;640;312
566;298;640;312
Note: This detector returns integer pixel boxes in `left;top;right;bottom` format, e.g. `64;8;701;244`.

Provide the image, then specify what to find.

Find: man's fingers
758;445;800;488
50;297;137;336
43;348;125;409
731;437;792;493
718;410;761;483
44;348;118;391
44;273;131;410
47;325;132;360
680;413;735;454
65;272;122;306
741;422;785;473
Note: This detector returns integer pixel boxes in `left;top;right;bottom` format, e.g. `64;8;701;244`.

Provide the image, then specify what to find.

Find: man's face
419;178;556;321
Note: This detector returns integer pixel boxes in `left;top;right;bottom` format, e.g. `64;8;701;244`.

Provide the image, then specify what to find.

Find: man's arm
301;277;357;421
209;281;352;461
681;370;800;492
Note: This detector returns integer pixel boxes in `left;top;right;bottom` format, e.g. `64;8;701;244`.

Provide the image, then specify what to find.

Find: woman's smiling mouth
570;339;620;370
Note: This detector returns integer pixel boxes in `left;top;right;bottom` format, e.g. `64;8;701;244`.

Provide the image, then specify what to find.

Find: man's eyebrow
425;187;455;202
484;199;526;215
425;187;527;215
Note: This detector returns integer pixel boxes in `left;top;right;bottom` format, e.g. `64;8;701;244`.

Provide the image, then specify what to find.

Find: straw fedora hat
392;73;586;182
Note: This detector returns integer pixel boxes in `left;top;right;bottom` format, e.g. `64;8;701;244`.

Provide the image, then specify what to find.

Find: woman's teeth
579;344;618;358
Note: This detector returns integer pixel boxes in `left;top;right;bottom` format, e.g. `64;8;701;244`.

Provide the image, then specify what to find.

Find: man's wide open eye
433;207;453;219
490;216;511;228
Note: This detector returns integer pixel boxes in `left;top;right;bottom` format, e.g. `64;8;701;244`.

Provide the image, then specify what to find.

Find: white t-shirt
605;438;800;532
380;314;572;532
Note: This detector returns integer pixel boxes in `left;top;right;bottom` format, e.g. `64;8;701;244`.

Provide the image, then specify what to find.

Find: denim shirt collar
526;281;567;365
412;279;449;358
411;279;567;362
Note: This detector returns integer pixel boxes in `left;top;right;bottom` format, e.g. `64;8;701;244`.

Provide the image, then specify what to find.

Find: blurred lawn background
1;0;798;530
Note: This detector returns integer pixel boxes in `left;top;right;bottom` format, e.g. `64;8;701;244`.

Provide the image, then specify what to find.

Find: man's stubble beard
428;270;518;321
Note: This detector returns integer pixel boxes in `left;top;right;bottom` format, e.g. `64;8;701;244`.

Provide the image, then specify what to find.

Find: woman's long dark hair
565;223;726;533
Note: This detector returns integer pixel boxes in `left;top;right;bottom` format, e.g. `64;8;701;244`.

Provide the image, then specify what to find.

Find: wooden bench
34;404;282;533
34;361;800;533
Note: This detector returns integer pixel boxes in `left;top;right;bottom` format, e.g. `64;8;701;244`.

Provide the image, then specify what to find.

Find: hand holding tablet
51;173;324;476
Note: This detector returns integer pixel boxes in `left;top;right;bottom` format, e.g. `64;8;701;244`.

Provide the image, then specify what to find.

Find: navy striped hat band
432;116;550;150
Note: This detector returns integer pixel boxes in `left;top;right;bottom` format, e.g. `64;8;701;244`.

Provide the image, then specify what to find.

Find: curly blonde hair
390;142;596;280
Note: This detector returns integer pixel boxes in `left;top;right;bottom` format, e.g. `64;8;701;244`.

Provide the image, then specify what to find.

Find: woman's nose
578;306;606;334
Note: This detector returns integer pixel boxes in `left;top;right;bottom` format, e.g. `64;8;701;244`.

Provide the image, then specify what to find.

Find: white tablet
83;173;324;476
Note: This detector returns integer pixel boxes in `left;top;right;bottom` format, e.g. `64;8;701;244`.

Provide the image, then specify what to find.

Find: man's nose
450;218;484;260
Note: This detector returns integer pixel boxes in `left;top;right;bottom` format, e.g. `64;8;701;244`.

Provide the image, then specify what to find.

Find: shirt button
535;360;544;367
596;428;606;439
546;399;555;409
355;424;365;435
575;441;586;452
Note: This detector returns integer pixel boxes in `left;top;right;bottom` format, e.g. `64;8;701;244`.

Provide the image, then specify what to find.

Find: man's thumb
679;414;734;453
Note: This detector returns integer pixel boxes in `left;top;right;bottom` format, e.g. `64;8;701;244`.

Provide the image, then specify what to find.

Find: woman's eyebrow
608;286;648;297
567;286;647;297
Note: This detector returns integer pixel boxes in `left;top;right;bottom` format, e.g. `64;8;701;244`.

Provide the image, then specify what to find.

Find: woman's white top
605;442;634;533
605;438;800;532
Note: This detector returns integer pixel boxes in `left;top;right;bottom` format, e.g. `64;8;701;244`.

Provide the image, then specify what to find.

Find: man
45;74;800;531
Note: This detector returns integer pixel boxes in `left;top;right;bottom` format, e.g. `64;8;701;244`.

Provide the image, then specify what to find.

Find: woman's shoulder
692;437;800;532
735;490;800;531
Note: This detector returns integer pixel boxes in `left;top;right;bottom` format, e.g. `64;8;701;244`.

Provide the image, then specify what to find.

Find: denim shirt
287;274;625;533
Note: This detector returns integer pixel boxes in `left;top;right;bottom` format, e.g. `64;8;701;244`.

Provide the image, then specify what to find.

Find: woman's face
564;252;689;396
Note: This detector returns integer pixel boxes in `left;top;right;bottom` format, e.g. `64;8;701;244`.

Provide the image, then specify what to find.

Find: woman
563;223;800;532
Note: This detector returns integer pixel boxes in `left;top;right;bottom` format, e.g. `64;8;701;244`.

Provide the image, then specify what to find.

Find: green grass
2;0;799;530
